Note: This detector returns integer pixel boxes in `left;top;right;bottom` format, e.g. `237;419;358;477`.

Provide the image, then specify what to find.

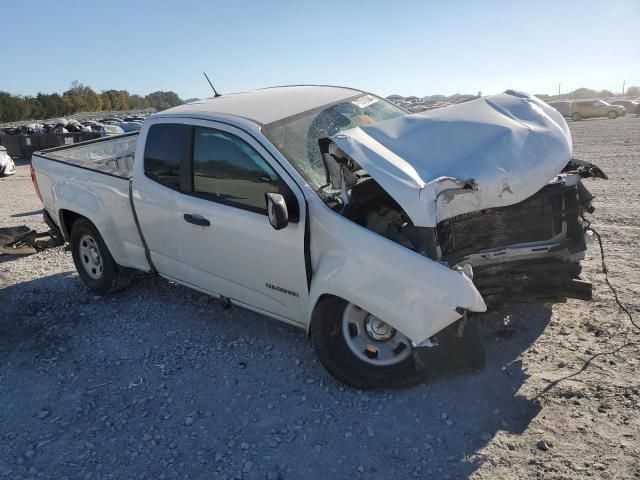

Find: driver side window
192;127;280;213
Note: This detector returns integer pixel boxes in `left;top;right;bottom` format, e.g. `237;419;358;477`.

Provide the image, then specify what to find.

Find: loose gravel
1;116;639;479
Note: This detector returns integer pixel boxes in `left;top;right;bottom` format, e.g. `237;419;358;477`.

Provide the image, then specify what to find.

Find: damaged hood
330;91;572;226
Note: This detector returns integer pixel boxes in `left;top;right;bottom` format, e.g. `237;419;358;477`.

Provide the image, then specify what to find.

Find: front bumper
436;177;596;307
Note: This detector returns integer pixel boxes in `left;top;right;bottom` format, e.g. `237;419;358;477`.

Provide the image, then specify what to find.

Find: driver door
174;121;309;323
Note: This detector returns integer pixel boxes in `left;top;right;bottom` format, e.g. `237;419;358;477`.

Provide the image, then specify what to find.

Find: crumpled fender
305;200;486;344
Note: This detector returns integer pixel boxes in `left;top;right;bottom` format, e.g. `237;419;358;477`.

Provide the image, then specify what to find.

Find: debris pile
0;225;64;255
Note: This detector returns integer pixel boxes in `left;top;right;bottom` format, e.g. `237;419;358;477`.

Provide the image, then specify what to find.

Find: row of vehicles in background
1;114;149;137
547;98;639;121
90;115;148;134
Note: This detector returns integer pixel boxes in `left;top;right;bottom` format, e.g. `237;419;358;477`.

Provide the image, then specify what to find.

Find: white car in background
0;146;16;176
30;86;605;388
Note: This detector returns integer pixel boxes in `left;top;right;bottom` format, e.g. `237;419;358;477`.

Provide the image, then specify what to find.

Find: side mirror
266;192;289;230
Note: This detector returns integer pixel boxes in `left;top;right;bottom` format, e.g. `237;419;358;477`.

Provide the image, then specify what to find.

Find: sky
2;0;639;99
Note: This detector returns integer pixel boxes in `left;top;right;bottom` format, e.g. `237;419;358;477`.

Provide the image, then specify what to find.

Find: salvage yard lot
1;116;639;479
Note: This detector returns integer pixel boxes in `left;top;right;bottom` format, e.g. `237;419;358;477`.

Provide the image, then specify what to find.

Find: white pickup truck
31;86;606;388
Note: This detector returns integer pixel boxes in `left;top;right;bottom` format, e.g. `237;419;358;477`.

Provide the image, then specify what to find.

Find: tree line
0;81;184;122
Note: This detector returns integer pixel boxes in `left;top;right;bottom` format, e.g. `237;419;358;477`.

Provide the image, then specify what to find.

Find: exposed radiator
437;183;579;259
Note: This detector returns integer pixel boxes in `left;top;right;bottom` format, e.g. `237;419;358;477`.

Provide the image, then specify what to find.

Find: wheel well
59;211;125;273
308;293;342;335
59;210;84;240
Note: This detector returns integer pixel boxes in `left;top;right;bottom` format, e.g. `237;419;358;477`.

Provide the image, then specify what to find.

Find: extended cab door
131;121;193;279
133;119;309;324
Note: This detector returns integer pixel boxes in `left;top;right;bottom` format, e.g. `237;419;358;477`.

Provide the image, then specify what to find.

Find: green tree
100;90;131;111
62;80;100;112
145;91;183;111
128;94;149;109
35;93;70;118
0;91;29;122
99;92;113;111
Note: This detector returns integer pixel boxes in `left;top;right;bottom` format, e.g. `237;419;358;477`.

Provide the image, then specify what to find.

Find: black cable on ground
537;341;636;397
588;226;640;333
536;224;638;398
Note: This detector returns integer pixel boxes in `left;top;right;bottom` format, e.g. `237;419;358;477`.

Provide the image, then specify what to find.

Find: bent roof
159;85;364;125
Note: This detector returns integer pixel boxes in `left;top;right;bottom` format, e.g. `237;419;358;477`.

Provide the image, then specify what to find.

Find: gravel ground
1;116;639;479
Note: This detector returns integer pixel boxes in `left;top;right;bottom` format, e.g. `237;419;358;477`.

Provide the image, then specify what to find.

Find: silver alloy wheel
78;234;103;280
608;111;617;119
342;303;412;366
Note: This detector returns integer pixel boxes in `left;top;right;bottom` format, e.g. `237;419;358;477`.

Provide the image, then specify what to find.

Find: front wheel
571;112;582;121
311;298;485;388
70;218;121;294
608;111;617;119
311;298;421;388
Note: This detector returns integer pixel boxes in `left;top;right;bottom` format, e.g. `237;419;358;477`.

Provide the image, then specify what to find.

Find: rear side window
144;124;192;190
192;127;279;212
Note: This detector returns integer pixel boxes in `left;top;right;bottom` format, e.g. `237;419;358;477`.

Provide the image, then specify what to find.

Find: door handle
183;213;211;227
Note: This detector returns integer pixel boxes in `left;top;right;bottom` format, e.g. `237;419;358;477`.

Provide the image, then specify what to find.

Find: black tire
310;297;485;389
70;218;121;294
311;297;421;388
571;112;582;121
608;111;617;119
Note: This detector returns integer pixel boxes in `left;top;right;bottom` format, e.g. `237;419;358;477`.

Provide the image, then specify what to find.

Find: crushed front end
316;91;608;343
436;161;606;307
320;140;606;315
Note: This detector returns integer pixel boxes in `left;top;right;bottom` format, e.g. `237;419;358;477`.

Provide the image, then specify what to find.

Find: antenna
203;72;222;97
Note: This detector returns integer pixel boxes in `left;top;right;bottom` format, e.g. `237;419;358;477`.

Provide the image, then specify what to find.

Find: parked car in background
119;122;143;132
99;117;124;124
124;116;146;123
609;99;639;115
546;100;572;117
101;124;125;136
81;121;103;130
84;123;125;136
569;100;625;121
0;145;16;176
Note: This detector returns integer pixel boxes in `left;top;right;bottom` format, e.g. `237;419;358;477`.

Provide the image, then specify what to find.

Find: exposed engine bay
320;140;606;307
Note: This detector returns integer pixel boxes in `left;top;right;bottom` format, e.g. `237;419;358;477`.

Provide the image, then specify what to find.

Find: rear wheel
571;112;582;121
608;111;617;119
70;218;121;294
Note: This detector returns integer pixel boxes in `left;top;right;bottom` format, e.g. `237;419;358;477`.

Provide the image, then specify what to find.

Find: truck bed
31;131;150;273
38;132;138;179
